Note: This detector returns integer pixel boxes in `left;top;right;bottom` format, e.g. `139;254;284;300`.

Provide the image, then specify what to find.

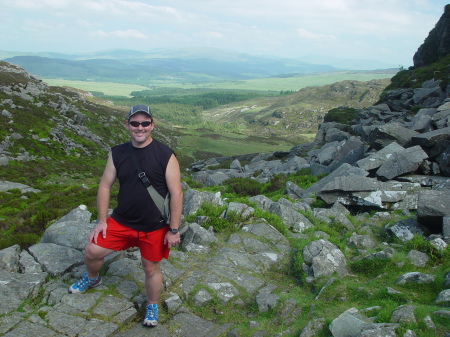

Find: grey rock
430;237;448;250
346;234;377;250
390;304;417;323
368;122;419;150
412;126;450;148
41;220;94;250
0;180;41;193
207;282;239;304
46;310;118;336
436;144;450;176
0;270;48;315
18;249;43;273
28;243;83;276
93;295;137;325
226;202;255;219
2;321;58;337
269;202;313;232
376;145;428;180
435;289;450;304
328;308;371;337
255;292;279;312
109;279;138;300
312;207;355;230
164;292;182;313
417;190;450;217
55;204;92;223
386;218;425;242
209;247;259;272
423;315;436;330
284;181;303;199
0;244;20;272
0;312;25;335
216;267;265;295
205;171;230;187
362;247;395;260
193;289;213;306
444;271;450;288
111;323;170;336
356;142;405;171
181;223;218;251
248;195;274;211
182;189;224;215
230;159;241;170
358;323;400;337
299;318;325;337
171;312;216;336
406;250;429;267
300;163;369;198
302;239;347;282
242;222;289;246
410;108;437;132
396;272;436;285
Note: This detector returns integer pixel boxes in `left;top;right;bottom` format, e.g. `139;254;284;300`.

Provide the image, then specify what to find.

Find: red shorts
93;217;170;261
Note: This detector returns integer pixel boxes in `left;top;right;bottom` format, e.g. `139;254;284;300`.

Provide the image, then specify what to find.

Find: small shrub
405;235;449;263
349;258;390;277
323;106;359;125
224;177;262;196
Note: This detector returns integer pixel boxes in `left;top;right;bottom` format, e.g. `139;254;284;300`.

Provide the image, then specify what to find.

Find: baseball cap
128;105;152;119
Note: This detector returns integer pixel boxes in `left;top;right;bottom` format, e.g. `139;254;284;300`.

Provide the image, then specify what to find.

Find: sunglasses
129;121;152;127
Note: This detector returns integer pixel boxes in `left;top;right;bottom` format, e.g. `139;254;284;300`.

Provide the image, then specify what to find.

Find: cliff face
413;4;450;67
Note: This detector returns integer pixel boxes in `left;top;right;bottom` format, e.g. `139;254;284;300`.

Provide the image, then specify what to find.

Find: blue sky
0;0;448;68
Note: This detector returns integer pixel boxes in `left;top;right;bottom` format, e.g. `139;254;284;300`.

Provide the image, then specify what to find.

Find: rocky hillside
0;61;185;249
1;68;449;336
1;6;450;334
1;39;450;337
414;4;450;67
0;61;181;174
202;78;391;140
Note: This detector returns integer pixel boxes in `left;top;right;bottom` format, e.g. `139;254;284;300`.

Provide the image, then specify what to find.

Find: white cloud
89;29;146;39
112;29;147;39
0;0;448;66
296;28;337;41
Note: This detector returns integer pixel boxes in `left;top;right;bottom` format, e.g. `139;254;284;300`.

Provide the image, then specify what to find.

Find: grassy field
175;130;297;159
43;79;149;97
43;70;395;96
176;71;395;91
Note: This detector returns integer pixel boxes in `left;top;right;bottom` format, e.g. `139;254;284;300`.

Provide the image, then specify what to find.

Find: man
68;104;183;328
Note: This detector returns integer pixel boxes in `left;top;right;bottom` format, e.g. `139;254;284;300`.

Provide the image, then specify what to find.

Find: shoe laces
77;273;96;287
146;304;158;320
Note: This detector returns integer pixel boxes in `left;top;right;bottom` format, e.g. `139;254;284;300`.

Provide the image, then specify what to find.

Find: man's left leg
141;258;163;327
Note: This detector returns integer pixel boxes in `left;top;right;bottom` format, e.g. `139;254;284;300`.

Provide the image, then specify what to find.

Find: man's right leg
84;242;114;278
68;243;114;294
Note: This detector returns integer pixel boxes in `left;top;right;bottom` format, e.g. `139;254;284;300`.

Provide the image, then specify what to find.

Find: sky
1;0;448;68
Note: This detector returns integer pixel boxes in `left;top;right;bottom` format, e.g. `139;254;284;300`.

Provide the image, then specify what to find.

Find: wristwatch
169;227;179;234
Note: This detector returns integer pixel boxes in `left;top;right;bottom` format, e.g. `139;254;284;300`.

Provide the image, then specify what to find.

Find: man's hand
164;231;181;249
89;222;108;245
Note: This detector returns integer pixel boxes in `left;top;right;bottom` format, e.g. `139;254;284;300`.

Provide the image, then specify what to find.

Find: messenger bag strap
128;142;166;214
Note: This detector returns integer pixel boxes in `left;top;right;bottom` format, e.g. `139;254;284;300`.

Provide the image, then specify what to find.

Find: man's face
126;113;154;145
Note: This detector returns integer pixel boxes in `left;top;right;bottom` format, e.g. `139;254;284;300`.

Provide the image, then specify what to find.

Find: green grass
154;71;394;91
43;79;149;97
43;70;394;97
176;133;295;159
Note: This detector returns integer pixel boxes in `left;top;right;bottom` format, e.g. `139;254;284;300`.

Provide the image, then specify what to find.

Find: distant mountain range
0;48;398;85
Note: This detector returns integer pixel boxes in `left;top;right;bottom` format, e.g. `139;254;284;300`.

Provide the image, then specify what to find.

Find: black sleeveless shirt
110;139;173;232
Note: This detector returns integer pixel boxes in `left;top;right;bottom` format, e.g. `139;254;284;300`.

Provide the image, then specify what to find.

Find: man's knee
142;260;161;276
85;242;111;260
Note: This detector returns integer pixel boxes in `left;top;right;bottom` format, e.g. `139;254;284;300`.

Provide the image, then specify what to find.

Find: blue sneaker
68;272;102;294
143;303;159;327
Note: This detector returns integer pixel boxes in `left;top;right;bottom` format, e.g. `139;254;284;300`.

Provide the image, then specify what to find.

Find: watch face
170;228;179;234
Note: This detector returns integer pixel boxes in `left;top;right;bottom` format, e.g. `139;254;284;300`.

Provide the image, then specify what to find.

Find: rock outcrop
414;4;450;67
